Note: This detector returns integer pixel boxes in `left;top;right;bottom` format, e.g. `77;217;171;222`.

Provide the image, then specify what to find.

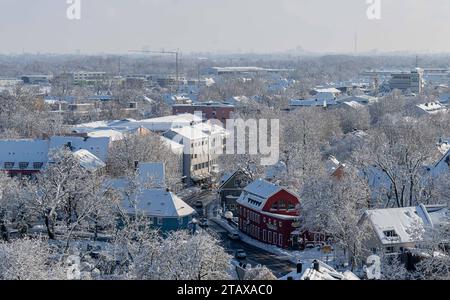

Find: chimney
296;262;303;274
313;260;320;272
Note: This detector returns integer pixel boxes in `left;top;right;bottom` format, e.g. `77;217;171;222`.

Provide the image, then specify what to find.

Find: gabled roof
218;168;252;190
236;179;298;213
121;189;195;218
243;179;282;200
73;149;106;172
0;139;49;170
362;205;449;246
49;136;110;161
138;162;165;188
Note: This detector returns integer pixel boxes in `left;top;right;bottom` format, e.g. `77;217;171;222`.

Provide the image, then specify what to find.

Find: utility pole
129;48;181;92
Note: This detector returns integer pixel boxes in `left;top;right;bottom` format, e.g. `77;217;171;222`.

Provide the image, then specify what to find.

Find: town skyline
1;0;450;54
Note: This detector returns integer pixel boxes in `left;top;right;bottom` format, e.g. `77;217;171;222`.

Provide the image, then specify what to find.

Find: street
190;190;296;278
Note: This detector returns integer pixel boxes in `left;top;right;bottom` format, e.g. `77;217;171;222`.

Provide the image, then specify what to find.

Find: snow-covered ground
211;217;335;266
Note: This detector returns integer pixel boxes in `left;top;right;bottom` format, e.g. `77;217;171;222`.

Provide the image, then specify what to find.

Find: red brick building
172;102;235;124
237;179;302;249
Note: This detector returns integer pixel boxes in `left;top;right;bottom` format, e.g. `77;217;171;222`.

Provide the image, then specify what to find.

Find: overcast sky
0;0;449;54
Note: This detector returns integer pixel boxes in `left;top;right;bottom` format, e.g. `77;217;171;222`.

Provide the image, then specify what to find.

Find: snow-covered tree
301;167;371;269
0;238;66;280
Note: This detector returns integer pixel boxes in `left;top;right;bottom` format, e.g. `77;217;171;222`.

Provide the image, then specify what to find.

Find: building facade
237;179;301;249
173;102;235;124
389;68;424;94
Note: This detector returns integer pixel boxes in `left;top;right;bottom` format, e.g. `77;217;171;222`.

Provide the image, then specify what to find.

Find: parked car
199;218;209;228
235;249;247;260
228;232;240;240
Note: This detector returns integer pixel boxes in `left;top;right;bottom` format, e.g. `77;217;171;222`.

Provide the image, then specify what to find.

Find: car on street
199;218;209;228
227;232;240;240
235;249;247;260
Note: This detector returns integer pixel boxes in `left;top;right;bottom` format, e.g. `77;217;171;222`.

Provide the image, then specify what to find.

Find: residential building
236;179;301;249
172;101;235;124
119;189;196;232
163;121;228;184
414;102;448;116
72;71;108;85
280;260;360;280
389;68;424;94
359;204;449;255
218;169;253;215
0;139;49;176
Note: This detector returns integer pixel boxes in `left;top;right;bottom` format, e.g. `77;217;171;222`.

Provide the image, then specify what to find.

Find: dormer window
4;162;14;169
383;230;398;238
33;162;44;169
19;162;29;170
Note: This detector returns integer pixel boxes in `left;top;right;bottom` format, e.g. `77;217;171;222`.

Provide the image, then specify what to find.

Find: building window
279;234;283;247
33;162;44;169
263;230;267;242
385;247;395;254
178;217;184;226
4;162;14;169
273;233;278;245
268;231;272;243
19;162;29;169
157;218;163;226
383;230;398;238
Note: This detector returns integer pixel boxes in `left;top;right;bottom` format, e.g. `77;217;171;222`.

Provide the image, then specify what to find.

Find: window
288;203;295;210
278;234;283;247
263;230;267;241
33;162;44;170
273;233;278;245
268;231;272;243
19;162;29;169
178;217;184;226
157;218;163;226
4;162;14;169
271;202;278;210
383;230;398;238
385;246;395;254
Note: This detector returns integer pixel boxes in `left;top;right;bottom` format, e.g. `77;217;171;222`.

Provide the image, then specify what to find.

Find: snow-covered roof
279;260;359;281
160;136;184;155
0;139;49;170
121;189;195;218
72;114;203;134
243;179;281;200
168;126;209;141
49;136;110;162
340;101;366;110
325;156;345;176
337;95;378;104
290;98;338;107
362;205;444;246
87;130;124;141
416;102;447;114
138;162;165;188
313;88;342;94
73;149;106;172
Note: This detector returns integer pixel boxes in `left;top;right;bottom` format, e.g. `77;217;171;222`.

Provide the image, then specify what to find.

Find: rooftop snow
121;189;195;218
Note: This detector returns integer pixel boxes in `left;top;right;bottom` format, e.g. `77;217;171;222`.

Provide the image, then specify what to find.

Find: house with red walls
236;179;302;249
